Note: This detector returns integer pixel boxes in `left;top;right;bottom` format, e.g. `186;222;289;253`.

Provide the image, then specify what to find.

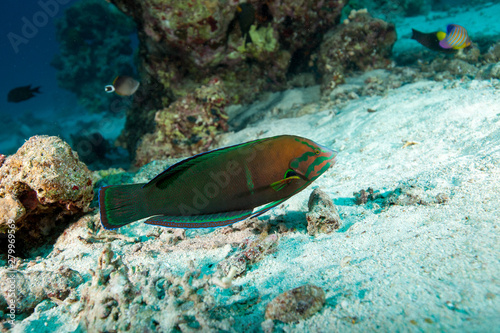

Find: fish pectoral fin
270;176;301;191
144;209;254;228
436;31;446;41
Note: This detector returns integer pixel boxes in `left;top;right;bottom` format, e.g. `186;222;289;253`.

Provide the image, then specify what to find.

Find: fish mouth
331;151;338;164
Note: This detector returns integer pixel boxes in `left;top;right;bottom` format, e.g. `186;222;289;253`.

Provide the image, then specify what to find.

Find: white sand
218;79;500;331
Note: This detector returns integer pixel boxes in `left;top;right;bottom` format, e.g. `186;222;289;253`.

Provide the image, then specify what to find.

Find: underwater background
1;0;499;331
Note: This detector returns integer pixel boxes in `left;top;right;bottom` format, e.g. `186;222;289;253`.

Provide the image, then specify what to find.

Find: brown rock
265;284;326;323
306;188;341;235
0;136;94;255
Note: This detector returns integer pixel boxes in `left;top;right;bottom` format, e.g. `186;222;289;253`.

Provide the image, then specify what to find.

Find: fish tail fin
410;28;421;40
99;184;149;229
32;86;41;94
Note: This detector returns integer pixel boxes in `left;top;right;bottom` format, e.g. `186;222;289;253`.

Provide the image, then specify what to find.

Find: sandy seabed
220;79;500;331
9;78;500;332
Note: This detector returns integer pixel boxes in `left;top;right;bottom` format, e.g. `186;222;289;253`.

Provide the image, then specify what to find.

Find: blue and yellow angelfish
411;24;471;53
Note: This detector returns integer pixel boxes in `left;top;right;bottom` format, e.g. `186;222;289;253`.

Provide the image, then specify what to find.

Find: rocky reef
134;77;229;166
109;0;345;103
0;136;93;256
107;0;347;159
318;10;397;92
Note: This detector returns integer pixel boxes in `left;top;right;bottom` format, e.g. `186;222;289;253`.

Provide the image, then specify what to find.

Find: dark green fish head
289;137;337;182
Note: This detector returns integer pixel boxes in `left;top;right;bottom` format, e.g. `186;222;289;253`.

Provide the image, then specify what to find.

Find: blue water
0;0;134;168
1;0;74;118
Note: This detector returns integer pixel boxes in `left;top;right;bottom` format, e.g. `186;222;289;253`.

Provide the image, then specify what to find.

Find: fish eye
314;148;321;155
285;169;297;178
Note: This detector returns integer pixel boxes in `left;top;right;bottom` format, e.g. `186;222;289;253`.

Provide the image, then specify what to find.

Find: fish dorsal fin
142;139;266;190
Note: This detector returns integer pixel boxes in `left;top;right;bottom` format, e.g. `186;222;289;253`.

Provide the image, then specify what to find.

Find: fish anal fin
144;209;254;228
250;198;289;219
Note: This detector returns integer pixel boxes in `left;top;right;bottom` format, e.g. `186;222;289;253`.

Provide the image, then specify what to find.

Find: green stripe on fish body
98;135;337;230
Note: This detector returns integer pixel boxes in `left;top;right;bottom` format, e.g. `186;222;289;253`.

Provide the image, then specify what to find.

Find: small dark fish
99;135;337;230
411;24;471;53
237;3;256;43
226;3;256;45
7;85;41;103
105;76;140;96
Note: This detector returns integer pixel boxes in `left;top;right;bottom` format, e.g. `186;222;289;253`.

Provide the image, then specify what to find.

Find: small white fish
105;76;140;96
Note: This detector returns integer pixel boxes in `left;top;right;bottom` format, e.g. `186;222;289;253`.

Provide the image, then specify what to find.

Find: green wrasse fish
99;135;336;230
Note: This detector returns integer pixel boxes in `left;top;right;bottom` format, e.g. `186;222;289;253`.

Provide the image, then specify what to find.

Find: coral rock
265;284;326;323
318;11;397;92
0;136;93;254
109;0;345;104
306;189;341;235
135;78;229;166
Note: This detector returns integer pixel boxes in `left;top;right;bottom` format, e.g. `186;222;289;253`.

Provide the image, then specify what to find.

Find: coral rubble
353;181;451;211
0;136;93;255
78;245;234;332
0;267;83;315
216;233;279;285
